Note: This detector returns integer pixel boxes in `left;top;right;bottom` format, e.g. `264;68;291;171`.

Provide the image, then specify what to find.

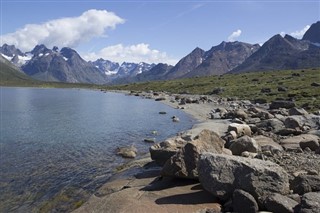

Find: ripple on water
0;87;195;212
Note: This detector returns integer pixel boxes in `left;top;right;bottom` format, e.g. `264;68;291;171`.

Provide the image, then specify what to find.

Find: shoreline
72;89;320;213
73;91;233;213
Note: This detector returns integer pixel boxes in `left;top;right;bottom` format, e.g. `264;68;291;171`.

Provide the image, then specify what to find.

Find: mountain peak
302;21;320;43
31;44;51;55
0;44;24;57
60;47;79;59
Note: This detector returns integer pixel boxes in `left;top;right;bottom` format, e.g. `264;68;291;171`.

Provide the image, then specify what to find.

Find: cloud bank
290;25;310;39
0;9;125;52
84;43;178;65
228;29;242;42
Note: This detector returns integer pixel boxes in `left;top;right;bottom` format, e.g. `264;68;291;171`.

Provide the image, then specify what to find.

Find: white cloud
289;25;310;39
0;9;125;52
228;29;242;42
83;43;178;65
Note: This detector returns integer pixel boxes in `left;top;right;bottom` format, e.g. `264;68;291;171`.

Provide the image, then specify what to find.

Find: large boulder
299;192;320;213
280;134;319;150
161;130;225;179
264;193;299;213
198;153;290;203
228;123;252;137
256;118;285;132
229;136;260;156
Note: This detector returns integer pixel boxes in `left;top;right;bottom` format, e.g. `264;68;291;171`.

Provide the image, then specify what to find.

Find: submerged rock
116;145;138;158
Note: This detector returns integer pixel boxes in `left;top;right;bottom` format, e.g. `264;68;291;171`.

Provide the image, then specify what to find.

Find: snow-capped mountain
0;44;33;67
90;58;120;76
91;59;156;78
19;44;109;84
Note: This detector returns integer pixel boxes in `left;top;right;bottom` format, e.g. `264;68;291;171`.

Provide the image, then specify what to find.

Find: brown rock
161;130;225;179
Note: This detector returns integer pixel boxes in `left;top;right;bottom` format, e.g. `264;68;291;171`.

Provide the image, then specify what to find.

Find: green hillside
104;68;320;112
0;56;40;86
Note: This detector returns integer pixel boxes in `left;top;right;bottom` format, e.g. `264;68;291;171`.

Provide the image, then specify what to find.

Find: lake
0;87;195;212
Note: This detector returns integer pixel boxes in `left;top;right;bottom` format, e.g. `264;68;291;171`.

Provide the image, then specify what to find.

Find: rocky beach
74;91;320;213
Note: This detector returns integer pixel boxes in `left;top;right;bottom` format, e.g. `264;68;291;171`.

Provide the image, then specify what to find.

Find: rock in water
116;145;137;158
198;153;290;204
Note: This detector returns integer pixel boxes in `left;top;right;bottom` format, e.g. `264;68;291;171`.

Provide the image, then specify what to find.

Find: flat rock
280;134;319;150
73;175;221;213
253;135;283;152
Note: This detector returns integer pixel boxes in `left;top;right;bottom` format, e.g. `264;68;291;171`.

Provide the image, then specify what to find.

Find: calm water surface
0;87;194;212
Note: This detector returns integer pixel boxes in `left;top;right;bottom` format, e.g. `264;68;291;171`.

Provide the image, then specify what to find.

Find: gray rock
232;189;258;213
291;175;320;195
299;192;320;213
229;136;260;156
161;130;225;179
289;107;308;116
198;153;290;203
284;116;303;129
277;128;303;136
270;100;296;109
228;123;252;137
256;118;285;132
234;109;248;120
264;193;299;213
253;135;283;152
150;137;186;166
281;134;320;150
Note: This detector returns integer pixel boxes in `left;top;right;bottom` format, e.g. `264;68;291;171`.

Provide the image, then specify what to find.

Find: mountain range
1;21;319;85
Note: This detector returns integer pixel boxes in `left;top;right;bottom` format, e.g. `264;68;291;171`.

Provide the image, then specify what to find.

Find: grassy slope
0;58;40;86
103;68;320;112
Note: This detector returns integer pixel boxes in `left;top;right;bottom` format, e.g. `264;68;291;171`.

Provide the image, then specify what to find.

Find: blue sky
1;0;319;64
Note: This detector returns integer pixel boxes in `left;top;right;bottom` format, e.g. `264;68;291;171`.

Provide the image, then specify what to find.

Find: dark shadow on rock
155;190;218;205
141;177;199;191
191;184;203;190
